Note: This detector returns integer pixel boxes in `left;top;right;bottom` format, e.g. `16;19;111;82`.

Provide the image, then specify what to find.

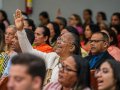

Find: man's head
7;53;46;90
89;32;109;55
39;11;50;26
11;29;34;53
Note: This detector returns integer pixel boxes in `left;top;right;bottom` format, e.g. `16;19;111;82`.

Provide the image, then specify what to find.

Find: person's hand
14;9;24;31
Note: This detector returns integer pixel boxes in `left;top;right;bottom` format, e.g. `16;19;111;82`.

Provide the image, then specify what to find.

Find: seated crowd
0;8;120;90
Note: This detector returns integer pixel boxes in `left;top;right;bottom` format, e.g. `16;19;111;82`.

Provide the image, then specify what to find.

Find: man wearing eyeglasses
84;32;114;69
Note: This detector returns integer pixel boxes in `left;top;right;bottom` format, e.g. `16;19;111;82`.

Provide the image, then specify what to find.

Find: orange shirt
33;44;53;53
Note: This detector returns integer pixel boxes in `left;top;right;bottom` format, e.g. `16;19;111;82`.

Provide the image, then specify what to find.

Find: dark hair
0;29;5;52
98;12;107;20
71;55;90;89
49;22;60;44
93;32;109;42
110;25;120;34
0;22;5;33
108;29;118;46
25;29;35;45
21;11;29;19
0;10;10;24
24;19;36;32
39;25;50;45
112;12;120;20
65;26;80;36
84;9;93;16
64;26;81;55
56;16;67;29
72;14;83;26
39;11;50;22
11;53;46;87
99;59;120;90
84;24;100;44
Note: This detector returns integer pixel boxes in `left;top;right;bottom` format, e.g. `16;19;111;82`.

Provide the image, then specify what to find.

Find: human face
8;65;35;90
96;13;103;23
5;27;16;45
55;33;74;57
95;62;116;90
68;15;76;26
58;56;77;87
39;16;48;26
47;23;55;38
34;27;46;46
90;33;107;55
83;11;91;21
11;33;21;52
55;18;64;31
23;20;32;30
84;25;92;39
111;15;120;25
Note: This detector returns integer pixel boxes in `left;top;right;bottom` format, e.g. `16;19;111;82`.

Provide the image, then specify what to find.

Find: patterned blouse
0;52;9;77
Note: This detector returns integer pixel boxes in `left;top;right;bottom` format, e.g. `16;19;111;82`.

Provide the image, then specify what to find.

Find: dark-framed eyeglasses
89;40;105;43
58;63;77;73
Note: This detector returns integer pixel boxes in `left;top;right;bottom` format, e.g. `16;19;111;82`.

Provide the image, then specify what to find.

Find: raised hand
14;9;24;31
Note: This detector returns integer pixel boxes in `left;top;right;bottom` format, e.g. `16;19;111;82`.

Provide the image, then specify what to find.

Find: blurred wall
2;0;120;26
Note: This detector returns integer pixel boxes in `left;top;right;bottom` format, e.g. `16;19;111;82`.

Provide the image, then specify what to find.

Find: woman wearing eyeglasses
44;55;90;90
95;59;120;90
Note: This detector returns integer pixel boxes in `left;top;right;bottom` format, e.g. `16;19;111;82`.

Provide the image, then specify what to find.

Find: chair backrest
0;77;8;90
90;70;98;90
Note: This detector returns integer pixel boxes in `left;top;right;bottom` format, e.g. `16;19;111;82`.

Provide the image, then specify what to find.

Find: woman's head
84;24;100;39
47;22;60;43
55;26;81;57
111;12;120;26
34;26;50;46
68;14;82;27
0;10;8;21
95;59;120;90
5;25;17;45
23;19;36;32
55;16;67;31
58;55;90;88
96;12;107;24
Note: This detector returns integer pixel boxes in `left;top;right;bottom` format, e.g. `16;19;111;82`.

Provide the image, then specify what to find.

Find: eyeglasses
58;63;77;73
89;40;105;43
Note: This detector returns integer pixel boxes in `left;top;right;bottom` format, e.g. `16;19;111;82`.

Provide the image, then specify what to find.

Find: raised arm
14;9;47;59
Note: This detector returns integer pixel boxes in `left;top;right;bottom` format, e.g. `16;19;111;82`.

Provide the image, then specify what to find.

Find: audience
95;59;120;90
85;32;114;69
44;55;90;90
7;53;46;90
68;14;83;36
96;11;107;26
54;16;67;31
0;7;120;90
0;29;9;77
81;24;100;53
4;25;17;55
110;12;120;26
47;22;60;47
0;10;10;29
33;26;53;53
39;11;50;26
23;18;36;32
14;9;81;85
83;9;94;27
2;29;35;77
